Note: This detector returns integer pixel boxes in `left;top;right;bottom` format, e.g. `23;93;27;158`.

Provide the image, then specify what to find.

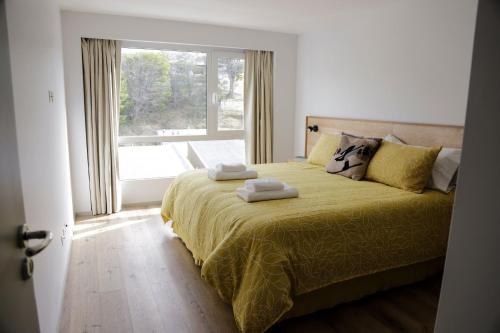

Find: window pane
120;48;207;136
217;57;244;130
119;142;192;180
118;140;245;180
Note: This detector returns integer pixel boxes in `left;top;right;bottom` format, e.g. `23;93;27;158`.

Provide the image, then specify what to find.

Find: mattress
161;162;454;333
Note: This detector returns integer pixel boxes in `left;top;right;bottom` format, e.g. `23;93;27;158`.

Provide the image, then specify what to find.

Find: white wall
121;178;172;206
61;11;297;213
5;0;74;332
435;0;500;331
295;0;477;156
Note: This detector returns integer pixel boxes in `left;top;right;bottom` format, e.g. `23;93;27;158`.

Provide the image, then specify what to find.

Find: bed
161;117;463;333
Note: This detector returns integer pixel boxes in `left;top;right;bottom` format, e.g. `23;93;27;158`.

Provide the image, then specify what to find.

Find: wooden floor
60;205;442;333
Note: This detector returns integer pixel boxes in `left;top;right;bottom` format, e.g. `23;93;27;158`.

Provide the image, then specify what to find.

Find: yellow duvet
161;162;454;332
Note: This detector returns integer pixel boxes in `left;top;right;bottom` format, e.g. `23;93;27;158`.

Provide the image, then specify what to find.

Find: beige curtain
244;50;274;164
81;38;122;215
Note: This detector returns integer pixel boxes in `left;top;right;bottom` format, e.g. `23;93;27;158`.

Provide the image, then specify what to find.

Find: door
0;0;39;331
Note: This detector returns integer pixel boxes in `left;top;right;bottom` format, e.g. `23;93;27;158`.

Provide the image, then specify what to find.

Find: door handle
17;224;53;257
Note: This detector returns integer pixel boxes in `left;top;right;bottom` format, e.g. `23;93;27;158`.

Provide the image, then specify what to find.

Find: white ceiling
58;0;379;34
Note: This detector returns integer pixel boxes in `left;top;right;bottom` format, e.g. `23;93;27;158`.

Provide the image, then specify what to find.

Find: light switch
48;90;54;103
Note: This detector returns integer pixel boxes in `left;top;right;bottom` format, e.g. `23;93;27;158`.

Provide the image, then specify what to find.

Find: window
118;43;245;180
120;48;207;137
217;57;245;130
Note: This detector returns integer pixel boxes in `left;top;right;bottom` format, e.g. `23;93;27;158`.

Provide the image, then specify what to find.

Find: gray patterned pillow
326;134;381;180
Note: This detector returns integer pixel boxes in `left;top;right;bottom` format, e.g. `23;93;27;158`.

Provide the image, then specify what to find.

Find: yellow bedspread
161;162;454;332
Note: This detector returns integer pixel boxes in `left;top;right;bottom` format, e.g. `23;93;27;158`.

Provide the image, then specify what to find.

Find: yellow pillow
307;133;341;166
365;141;441;193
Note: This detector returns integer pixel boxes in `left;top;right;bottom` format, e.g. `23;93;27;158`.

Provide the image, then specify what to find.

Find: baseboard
75;211;93;218
122;201;162;209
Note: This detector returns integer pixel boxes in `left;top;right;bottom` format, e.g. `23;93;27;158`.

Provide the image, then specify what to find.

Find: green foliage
120;51;172;135
119;50;244;136
168;52;207;130
119;72;132;128
119;50;208;136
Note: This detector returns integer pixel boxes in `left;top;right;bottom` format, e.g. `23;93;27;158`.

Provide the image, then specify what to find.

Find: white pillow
383;134;405;144
427;148;461;192
382;134;461;193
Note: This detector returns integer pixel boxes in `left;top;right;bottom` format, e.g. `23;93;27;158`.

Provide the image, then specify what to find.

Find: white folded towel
236;184;298;202
244;178;285;192
216;163;247;173
208;168;258;181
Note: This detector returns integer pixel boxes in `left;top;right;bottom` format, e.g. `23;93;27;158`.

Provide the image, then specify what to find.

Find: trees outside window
120;48;207;136
217;57;244;130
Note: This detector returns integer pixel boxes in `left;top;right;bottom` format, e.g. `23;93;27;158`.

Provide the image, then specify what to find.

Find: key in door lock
17;224;53;280
22;258;34;280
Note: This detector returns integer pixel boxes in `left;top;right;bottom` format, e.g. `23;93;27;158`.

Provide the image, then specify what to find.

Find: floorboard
60;205;442;333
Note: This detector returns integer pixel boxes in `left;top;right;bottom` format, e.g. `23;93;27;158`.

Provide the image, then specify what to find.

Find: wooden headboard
305;116;464;156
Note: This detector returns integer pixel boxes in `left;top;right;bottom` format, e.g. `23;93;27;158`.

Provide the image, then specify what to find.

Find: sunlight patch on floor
73;218;147;240
76;207;161;223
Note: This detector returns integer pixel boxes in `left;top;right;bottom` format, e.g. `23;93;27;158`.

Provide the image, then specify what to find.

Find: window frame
118;41;245;145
